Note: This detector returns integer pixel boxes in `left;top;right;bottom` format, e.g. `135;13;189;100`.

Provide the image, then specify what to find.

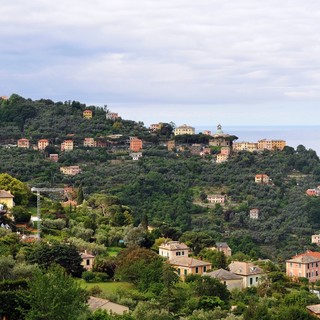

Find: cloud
1;0;320;123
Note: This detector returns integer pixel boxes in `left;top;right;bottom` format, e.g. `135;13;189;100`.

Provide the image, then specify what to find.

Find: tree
26;242;84;277
77;185;84;205
23;265;88;320
0;173;31;205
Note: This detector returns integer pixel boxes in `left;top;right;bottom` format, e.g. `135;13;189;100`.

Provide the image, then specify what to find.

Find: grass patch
107;246;123;257
77;279;134;294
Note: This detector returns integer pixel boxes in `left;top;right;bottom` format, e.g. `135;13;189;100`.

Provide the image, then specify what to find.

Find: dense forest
1;94;320;319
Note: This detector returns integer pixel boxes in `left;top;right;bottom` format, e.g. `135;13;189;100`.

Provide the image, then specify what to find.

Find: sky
1;0;320;126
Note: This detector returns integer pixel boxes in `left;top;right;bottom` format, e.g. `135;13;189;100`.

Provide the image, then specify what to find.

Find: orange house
255;174;270;184
130;138;143;152
61;140;74;151
83;109;93;119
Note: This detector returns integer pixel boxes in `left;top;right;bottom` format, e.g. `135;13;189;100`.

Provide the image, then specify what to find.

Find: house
38;139;49;150
149;123;162;132
228;261;265;288
306;304;320;318
250;208;260;219
159;241;190;260
207;194;227;205
258;139;286;151
60;166;81;175
17;138;30;148
0;190;15;209
130;138;143;152
169;257;212;280
130;152;142;160
61;140;74;151
88;296;129;315
49;154;59;162
106;111;119;120
83;138;96;147
214;242;232;257
233;142;258;152
83;109;93;119
216;153;229;164
203;130;212;135
174;124;195;136
286;250;320;282
189;144;202;155
255;174;270;184
209;124;235;147
204;268;243;291
306;189;320;196
312;235;320;246
80;251;95;271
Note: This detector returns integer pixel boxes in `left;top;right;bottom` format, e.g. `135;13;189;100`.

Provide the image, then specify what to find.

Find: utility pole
31;187;65;240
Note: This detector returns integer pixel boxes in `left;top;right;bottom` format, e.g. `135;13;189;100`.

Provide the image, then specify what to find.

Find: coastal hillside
1;94;320;261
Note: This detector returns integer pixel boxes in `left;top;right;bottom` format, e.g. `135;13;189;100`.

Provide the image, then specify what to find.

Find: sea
196;125;320;156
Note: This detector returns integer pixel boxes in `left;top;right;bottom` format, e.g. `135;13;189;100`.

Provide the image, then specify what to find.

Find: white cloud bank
0;0;320;124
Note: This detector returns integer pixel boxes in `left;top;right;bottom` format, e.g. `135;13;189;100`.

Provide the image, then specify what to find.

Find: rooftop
229;261;264;276
205;268;242;281
0;190;14;198
169;257;211;268
159;241;189;251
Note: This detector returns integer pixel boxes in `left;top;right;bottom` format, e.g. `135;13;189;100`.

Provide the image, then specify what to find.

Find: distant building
130;152;143;160
216;154;229;164
149;123;162;132
83;109;93;119
286;250;320;282
233;142;258;152
88;296;129;315
207;194;227;205
258;139;286;151
250;208;260;219
203;130;212;135
159;241;190;260
49;154;59;162
60;166;81;175
38;139;49;150
209;124;235;147
106;111;119;120
306;189;320;196
255;174;270;184
130;138;143;152
307;304;320;318
17;138;30;148
229;261;265;288
169;257;212;281
214;242;232;256
189;144;202;155
83;138;96;147
174;124;195;136
80;251;95;271
61;140;74;151
0;190;15;209
204;268;243;291
311;234;320;246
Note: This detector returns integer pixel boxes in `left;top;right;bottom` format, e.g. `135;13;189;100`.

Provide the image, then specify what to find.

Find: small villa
204;268;243;290
83;109;93;119
80;251;95;271
0;190;15;209
159;241;190;259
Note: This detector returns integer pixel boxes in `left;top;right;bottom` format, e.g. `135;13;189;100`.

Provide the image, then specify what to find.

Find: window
184;270;187;276
176;252;181;256
204;266;207;272
86;259;90;266
196;267;199;274
182;251;184;256
256;277;259;282
178;268;181;275
250;278;253;285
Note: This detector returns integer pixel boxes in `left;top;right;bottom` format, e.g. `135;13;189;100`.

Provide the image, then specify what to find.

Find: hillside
1;94;320;261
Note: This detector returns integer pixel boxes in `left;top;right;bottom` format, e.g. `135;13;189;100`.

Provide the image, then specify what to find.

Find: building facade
60;166;81;175
0;190;14;209
17;138;30;148
174;124;195;136
286;251;320;282
255;174;270;184
83;109;93;119
130;138;143;152
159;241;190;260
84;138;97;147
207;194;227;205
38;139;49;150
61;140;74;151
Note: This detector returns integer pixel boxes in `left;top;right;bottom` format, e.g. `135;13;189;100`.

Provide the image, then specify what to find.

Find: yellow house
80;251;95;271
0;190;15;209
83;109;93;119
169;257;212;281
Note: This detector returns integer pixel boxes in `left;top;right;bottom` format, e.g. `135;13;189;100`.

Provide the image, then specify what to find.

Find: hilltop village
1;94;320;319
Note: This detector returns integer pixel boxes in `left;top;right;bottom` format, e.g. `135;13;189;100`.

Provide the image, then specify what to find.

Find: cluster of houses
233;139;286;152
306;186;320;197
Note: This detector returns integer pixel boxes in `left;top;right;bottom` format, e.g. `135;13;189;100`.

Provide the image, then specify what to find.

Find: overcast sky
1;0;320;126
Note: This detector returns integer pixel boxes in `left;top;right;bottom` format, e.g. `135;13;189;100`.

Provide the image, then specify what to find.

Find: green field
78;279;134;295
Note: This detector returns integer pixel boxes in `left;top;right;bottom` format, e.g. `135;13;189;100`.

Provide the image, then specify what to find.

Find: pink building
286;251;320;282
207;194;227;205
17;138;30;148
60;166;81;175
84;138;96;147
255;174;270;184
